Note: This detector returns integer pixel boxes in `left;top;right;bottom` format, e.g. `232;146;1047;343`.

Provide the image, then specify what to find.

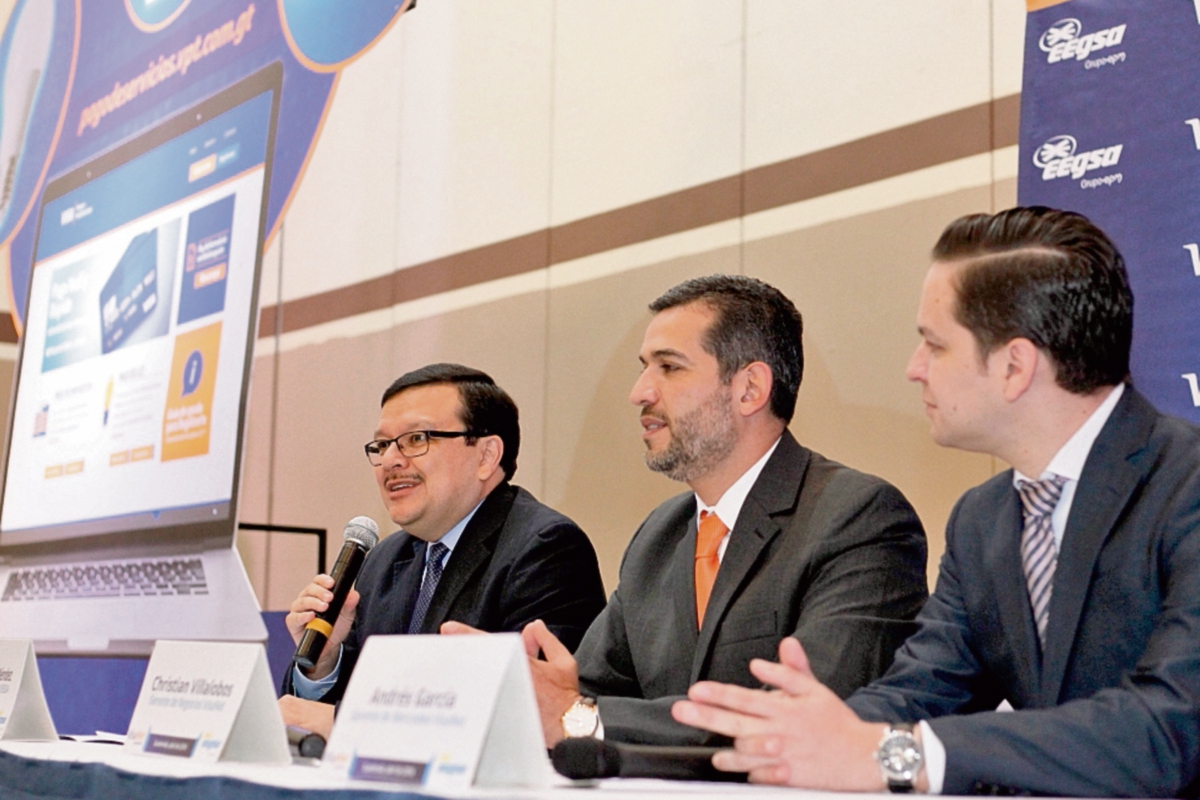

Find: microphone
292;516;379;671
551;737;744;782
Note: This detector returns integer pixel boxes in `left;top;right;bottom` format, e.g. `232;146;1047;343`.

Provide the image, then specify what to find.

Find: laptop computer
0;62;282;655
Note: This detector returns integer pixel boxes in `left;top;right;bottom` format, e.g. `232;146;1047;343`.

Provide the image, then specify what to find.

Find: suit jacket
574;430;928;745
847;388;1200;797
284;483;606;703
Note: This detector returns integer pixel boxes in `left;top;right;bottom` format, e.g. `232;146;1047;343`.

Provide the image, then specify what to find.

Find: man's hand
278;695;336;739
285;574;359;681
521;620;583;748
672;637;895;791
443;619;582;747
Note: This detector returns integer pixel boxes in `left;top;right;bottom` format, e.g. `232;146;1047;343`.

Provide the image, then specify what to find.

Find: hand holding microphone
288;516;379;674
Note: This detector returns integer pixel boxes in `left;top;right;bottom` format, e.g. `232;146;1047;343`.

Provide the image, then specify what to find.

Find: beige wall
0;2;1028;607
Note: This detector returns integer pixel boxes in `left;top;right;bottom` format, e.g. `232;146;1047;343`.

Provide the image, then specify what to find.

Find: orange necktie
694;510;728;628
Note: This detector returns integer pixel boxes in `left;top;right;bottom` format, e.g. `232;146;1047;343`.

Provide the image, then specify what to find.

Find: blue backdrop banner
1019;0;1200;423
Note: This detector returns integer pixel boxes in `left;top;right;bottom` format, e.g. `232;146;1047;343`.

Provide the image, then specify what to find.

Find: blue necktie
407;541;448;634
1017;475;1067;647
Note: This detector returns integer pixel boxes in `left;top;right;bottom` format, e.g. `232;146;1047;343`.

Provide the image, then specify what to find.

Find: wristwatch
561;697;599;738
875;722;923;793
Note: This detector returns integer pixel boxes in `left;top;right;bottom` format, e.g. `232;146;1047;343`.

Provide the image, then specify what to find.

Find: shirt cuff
291;646;342;700
919;720;945;794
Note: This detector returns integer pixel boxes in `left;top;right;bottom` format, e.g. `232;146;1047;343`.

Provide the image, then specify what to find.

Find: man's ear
998;338;1041;402
733;362;774;418
476;435;505;480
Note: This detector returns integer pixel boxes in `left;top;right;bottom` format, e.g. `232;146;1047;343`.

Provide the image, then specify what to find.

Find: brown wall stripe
259;93;1019;339
0;94;1023;346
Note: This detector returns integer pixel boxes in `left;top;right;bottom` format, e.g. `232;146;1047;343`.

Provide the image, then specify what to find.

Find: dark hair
649;275;803;422
381;363;520;479
932;206;1132;394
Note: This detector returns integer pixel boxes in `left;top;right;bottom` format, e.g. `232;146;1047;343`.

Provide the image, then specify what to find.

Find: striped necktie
407;541;449;634
1016;475;1067;647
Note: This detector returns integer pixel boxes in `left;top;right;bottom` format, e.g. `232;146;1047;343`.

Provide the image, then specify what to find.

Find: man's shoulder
495;484;589;542
773;440;916;518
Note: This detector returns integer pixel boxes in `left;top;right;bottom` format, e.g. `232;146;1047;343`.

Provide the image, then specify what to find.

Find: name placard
0;639;56;741
324;633;550;790
124;640;288;763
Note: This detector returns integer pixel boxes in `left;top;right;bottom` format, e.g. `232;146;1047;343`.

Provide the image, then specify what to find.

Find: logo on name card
144;732;198;758
1039;18;1126;65
1032;135;1123;185
350;756;428;785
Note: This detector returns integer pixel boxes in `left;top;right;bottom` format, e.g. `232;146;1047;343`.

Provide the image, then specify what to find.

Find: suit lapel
388;539;424;633
673;507;702;661
987;487;1042;700
1041;388;1155;703
417;484;514;633
690;433;806;684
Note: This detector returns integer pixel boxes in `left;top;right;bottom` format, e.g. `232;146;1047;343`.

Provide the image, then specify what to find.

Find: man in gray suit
675;208;1200;796
461;275;928;747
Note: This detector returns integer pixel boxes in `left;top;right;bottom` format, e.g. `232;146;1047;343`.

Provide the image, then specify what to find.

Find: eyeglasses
363;430;481;466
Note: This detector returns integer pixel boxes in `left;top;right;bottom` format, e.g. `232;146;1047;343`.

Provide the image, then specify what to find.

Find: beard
644;387;738;483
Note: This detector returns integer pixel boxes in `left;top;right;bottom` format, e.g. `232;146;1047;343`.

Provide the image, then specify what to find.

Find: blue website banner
178;195;235;325
37;91;270;262
0;0;414;327
1019;1;1200;424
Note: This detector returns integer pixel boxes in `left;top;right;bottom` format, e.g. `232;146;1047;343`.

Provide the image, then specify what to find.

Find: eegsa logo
1033;135;1122;181
1039;18;1126;63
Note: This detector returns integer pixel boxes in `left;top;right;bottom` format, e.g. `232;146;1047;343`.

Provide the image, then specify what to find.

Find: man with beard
448;275;928;747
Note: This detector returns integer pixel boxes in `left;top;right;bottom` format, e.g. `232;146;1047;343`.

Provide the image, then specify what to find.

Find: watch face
878;731;923;781
562;702;598;738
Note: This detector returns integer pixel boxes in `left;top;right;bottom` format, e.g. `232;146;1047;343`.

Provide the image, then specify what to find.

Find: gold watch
561;697;599;738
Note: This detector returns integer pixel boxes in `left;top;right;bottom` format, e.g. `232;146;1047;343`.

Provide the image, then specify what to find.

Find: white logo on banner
1182;374;1200;407
1033;135;1123;182
1039;17;1126;64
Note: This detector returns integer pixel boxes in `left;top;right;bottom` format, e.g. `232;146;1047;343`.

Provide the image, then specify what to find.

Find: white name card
124;640;289;764
0;639;57;741
324;633;550;790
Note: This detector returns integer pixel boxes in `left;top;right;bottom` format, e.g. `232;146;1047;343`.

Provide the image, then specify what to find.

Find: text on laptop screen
0;87;273;547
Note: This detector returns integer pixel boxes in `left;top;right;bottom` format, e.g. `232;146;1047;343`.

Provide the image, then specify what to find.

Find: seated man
450;276;928;747
279;363;606;737
674;208;1200;796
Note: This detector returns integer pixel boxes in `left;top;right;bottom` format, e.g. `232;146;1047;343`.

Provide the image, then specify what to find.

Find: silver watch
561;697;599;738
875;723;923;793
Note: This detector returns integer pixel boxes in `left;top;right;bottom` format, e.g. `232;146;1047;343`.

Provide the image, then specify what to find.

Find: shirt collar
1013;383;1124;486
695;436;782;530
425;497;485;558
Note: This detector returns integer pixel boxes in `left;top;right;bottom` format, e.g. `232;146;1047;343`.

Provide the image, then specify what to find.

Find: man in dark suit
674;208;1200;796
278;364;606;737
452;276;928;748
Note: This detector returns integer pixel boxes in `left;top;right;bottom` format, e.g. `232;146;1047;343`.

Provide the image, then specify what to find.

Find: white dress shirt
292;500;483;699
920;383;1124;793
694;437;782;562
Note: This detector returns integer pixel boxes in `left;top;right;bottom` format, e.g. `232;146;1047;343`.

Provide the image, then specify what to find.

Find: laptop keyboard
0;558;208;601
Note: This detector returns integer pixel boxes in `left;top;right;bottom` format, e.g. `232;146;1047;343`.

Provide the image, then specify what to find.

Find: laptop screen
0;64;280;555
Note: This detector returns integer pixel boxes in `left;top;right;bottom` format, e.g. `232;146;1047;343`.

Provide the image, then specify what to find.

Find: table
0;740;839;800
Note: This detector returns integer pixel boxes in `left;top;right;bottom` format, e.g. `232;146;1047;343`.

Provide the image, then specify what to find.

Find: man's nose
629;369;657;407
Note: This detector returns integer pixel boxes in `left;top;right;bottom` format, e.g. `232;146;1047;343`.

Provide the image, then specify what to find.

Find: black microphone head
343;516;379;550
551;737;620;780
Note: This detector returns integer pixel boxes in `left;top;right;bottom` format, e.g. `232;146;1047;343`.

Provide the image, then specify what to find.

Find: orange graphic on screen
162;322;221;461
